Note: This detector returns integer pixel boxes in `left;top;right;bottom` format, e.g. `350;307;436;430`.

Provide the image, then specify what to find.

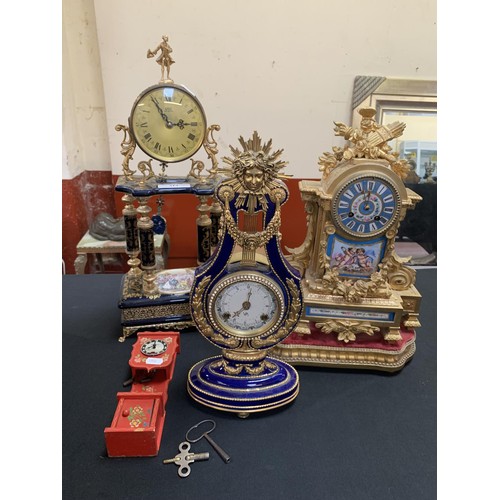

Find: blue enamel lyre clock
188;132;303;418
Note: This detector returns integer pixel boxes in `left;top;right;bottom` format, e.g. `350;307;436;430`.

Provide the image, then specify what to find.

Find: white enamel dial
209;273;285;338
140;339;168;356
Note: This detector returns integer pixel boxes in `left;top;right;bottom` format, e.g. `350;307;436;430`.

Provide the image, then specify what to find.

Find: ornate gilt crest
321;268;392;303
214;131;291;211
318;107;410;180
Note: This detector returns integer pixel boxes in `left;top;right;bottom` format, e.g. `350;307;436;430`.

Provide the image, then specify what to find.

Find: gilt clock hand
232;291;253;318
363;190;372;210
174;118;186;129
232;306;245;318
151;97;174;128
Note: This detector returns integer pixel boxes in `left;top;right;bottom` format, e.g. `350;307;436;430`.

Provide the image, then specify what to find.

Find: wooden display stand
104;331;180;457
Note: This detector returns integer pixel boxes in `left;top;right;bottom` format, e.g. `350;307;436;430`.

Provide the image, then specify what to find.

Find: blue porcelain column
136;196;158;297
121;193;142;277
210;199;223;249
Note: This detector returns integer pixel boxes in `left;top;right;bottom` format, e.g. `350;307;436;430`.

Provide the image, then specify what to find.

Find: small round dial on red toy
140;339;168;356
332;174;401;238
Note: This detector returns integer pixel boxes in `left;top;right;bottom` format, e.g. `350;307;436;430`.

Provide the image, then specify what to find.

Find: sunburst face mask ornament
188;131;303;418
219;132;290;212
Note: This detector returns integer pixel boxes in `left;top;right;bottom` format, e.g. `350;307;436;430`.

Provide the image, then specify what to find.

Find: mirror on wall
351;76;437;266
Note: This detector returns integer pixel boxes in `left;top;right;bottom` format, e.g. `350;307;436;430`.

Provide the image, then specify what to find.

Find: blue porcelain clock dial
333;175;400;238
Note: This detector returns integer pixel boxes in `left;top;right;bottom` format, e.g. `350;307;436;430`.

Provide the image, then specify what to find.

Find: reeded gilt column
241;210;259;266
196;195;212;264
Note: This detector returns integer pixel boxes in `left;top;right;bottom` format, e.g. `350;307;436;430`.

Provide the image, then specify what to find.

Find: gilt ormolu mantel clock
114;35;223;341
272;108;422;371
188;132;303;418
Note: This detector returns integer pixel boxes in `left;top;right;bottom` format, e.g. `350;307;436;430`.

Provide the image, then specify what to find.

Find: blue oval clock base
187;355;299;417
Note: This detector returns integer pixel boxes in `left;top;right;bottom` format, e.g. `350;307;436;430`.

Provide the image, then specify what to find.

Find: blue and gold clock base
187;355;299;418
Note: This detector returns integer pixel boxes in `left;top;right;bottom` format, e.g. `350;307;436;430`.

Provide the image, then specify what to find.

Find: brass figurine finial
147;35;175;82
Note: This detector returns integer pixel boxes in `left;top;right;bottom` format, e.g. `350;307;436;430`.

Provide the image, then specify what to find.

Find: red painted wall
62;171;310;274
62;170;116;274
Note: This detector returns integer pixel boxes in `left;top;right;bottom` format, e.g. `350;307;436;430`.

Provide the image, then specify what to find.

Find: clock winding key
162;441;209;478
186;419;231;464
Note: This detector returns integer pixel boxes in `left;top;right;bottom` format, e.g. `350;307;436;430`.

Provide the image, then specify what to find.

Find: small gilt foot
383;327;403;342
119;326;137;342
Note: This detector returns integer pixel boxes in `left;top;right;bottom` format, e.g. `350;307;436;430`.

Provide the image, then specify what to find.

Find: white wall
87;0;436;179
62;0;111;179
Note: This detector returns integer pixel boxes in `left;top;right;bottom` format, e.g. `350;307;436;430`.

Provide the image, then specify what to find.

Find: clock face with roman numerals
130;83;207;163
332;174;401;238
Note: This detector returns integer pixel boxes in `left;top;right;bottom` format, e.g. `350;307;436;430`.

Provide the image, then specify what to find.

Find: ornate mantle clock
188;132;303;417
272;107;422;371
114;35;223;341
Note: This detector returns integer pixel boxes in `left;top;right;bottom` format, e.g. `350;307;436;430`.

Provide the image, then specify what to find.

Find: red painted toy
104;331;180;457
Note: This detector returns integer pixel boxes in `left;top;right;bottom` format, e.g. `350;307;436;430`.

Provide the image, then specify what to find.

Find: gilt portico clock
113;35;222;340
275;107;423;371
188;132;303;418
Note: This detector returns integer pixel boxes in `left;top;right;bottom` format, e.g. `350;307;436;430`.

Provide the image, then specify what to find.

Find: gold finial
358;107;377;118
358;107;377;120
147;35;175;83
